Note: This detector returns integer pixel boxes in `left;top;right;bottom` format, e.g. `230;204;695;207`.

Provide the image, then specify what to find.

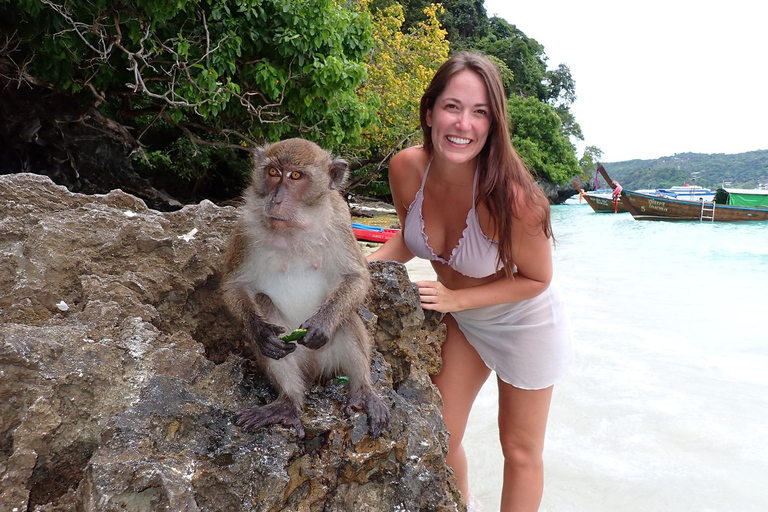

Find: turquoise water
552;202;768;360
461;202;768;512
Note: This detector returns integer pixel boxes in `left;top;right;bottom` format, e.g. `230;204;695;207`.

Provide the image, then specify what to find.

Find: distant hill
598;150;768;190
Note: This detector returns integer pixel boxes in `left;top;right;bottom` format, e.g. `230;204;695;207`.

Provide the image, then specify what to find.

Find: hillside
600;150;768;190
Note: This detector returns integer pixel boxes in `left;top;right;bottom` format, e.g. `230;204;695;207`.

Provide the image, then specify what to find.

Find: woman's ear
426;109;433;127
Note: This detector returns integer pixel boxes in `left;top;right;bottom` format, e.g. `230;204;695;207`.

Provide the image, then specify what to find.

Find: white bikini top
403;161;501;278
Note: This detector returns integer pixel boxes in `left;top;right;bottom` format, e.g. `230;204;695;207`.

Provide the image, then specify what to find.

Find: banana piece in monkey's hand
280;329;308;343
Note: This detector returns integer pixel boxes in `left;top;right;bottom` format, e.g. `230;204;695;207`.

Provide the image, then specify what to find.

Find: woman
366;51;573;511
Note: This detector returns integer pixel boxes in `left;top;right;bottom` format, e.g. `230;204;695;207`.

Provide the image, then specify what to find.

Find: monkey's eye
267;167;280;177
288;171;302;180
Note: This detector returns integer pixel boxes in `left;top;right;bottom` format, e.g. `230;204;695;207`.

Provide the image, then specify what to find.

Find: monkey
221;138;390;440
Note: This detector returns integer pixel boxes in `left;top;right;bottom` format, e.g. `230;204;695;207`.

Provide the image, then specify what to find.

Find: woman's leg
431;313;492;500
497;380;554;512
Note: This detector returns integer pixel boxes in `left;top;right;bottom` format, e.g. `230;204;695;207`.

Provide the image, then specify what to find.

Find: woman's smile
447;136;472;145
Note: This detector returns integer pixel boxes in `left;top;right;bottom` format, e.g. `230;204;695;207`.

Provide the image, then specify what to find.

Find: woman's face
426;69;492;167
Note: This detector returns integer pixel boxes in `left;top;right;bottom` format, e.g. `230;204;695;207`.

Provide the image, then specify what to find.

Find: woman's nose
455;111;471;131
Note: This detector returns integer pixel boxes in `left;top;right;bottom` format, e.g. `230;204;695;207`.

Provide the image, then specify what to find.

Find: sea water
405;201;768;512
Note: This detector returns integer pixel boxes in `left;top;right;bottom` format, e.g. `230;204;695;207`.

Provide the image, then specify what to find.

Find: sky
482;0;768;162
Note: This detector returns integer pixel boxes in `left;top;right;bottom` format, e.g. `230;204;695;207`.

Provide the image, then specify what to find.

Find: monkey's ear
329;158;348;190
251;145;268;167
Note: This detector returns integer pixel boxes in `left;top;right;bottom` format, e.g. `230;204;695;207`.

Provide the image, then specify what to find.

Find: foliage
602;151;768;190
1;0;589;202
1;0;376;198
352;1;449;193
579;145;604;174
508;94;578;185
435;0;489;44
466;16;582;159
363;2;584;194
369;0;430;31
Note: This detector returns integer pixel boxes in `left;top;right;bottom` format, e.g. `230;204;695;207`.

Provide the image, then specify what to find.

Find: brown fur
221;138;389;439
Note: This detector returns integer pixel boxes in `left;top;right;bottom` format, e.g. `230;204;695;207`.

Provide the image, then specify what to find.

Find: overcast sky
483;0;768;162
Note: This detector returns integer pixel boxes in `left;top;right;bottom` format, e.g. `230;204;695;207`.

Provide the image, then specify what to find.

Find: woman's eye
476;109;488;116
289;171;301;180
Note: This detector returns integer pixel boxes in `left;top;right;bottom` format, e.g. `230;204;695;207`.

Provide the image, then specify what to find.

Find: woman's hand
415;280;460;313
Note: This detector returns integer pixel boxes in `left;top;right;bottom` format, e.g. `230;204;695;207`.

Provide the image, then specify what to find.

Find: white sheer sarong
451;282;574;390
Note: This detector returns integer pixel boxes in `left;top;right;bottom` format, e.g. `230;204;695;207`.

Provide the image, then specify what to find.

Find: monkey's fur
221;138;390;439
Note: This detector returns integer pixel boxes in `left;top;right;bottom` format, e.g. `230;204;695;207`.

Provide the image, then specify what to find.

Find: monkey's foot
345;389;390;439
236;399;305;438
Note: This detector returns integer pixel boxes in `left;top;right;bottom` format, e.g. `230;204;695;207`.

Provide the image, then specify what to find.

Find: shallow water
404;202;768;511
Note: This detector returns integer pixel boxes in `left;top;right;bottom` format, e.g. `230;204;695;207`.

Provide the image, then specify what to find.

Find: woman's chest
421;188;494;259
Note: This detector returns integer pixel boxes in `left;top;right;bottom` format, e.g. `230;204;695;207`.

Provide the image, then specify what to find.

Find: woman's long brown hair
419;51;553;277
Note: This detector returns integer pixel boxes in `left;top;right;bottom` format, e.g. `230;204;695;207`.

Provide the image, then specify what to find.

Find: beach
395;203;768;511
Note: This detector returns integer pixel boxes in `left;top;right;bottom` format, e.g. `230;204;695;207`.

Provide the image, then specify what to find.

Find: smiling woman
366;51;573;512
425;70;491;167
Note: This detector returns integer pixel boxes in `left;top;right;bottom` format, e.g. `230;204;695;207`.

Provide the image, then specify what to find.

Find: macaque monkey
221;138;390;439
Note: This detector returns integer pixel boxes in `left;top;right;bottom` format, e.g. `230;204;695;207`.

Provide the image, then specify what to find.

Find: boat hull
621;191;768;222
582;193;627;213
351;223;400;242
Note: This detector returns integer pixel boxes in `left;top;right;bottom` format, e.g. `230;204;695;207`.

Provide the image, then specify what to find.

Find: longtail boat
572;181;627;213
597;166;768;222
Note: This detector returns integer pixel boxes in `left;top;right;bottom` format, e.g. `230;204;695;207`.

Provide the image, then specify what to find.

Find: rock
536;179;578;205
0;80;183;212
0;173;464;512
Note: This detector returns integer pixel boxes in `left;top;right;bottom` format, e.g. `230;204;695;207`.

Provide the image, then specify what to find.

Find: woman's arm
365;147;424;265
366;231;414;264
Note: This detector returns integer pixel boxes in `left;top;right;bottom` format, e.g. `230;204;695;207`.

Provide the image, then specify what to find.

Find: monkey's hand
245;313;294;360
297;315;331;350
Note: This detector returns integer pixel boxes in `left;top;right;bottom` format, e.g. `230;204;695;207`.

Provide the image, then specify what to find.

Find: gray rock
537;179;579;205
0;173;464;512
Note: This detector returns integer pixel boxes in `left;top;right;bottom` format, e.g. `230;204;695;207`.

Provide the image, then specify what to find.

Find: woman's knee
499;436;543;472
496;383;552;471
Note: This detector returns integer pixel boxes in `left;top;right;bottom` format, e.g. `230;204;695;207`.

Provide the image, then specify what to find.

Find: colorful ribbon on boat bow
612;181;623;213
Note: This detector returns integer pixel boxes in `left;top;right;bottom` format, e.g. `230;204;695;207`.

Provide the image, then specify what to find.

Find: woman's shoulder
390;145;429;172
389;146;429;188
509;181;549;229
389;145;429;213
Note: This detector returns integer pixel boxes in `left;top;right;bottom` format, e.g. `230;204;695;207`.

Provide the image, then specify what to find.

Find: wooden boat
351;222;400;243
572;181;627;213
597;166;768;222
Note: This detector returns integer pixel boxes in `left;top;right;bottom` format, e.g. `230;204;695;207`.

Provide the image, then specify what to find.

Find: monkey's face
261;162;316;230
252;139;347;231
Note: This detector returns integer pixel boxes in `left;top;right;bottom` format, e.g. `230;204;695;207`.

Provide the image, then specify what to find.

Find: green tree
0;0;376;197
472;17;580;143
508;94;578;184
437;0;489;44
369;0;431;31
578;145;604;184
579;146;603;172
475;17;547;101
353;2;449;194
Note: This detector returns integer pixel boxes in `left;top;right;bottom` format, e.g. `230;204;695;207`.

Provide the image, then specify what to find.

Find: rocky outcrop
0;173;462;512
536;179;578;204
0;76;188;212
